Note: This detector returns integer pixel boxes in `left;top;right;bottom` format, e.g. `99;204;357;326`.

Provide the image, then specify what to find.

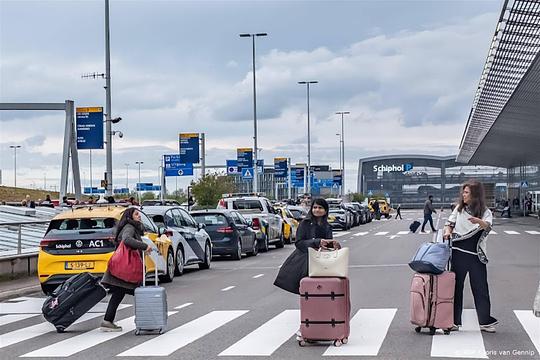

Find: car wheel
259;234;269;252
232;239;242;260
159;248;175;283
199;242;211;269
174;247;184;276
275;231;285;249
247;236;258;256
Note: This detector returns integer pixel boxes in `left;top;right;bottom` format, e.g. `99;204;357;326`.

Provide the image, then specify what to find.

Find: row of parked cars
37;194;308;294
326;198;373;230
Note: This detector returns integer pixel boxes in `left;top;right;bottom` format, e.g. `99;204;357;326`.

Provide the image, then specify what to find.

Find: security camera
111;117;122;124
118;131;123;138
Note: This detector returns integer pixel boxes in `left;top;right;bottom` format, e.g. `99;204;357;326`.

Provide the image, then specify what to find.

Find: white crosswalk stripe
117;310;248;357
525;230;540;235
430;309;487;358
353;232;369;236
219;310;299;356
504;230;520;235
333;231;351;238
0;314;38;326
375;232;389;236
397;231;410;235
514;310;540;354
323;308;396;356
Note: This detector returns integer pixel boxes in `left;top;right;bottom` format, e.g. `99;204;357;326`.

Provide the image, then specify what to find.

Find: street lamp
336;111;350;196
124;163;129;190
298;80;318;194
240;32;267;193
135;161;143;203
336;133;341;197
9;145;21;188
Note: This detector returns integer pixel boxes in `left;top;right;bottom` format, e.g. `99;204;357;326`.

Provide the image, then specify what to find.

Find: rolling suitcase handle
141;249;159;287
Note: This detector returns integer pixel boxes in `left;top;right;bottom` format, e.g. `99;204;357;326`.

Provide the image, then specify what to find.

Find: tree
169;189;187;204
349;192;366;203
191;173;236;207
141;192;156;201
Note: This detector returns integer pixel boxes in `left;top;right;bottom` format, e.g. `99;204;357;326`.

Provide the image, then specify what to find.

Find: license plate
65;261;95;270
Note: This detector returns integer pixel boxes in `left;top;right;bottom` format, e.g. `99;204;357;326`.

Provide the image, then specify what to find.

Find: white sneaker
480;324;496;333
100;320;122;332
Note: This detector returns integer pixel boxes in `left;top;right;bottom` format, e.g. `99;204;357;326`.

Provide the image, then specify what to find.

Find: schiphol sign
373;162;414;173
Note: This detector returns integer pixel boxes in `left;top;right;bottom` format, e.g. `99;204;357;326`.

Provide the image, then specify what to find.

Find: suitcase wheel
342;337;348;344
333;339;343;347
414;326;421;333
443;329;451;335
56;327;65;333
135;329;141;336
298;339;306;347
159;328;165;335
429;327;436;335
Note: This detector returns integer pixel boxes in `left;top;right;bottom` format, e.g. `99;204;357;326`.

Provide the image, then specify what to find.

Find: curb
0;284;42;302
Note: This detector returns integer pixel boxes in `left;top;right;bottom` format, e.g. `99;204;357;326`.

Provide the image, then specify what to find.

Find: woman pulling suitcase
443;180;498;333
101;208;151;332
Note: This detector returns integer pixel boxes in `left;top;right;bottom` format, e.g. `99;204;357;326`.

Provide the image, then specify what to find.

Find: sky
0;0;503;195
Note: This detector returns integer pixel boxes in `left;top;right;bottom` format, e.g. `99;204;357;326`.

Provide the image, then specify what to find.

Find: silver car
143;206;212;276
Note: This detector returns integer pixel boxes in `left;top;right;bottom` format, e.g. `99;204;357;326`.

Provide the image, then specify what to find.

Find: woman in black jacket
274;198;340;295
100;207;150;332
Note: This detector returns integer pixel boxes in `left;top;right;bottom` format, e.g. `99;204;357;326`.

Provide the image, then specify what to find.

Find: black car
343;204;361;227
191;209;258;260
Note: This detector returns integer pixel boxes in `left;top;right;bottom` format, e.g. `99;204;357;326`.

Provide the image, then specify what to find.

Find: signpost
76;107;104;149
291;166;305;188
136;183;161;191
163;154;194;177
237;148;253;171
179;133;200;164
241;168;254;180
226;160;239;175
274;158;288;178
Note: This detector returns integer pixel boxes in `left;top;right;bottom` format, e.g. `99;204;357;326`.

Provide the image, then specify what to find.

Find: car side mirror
197;223;206;231
158;226;166;236
247;220;253;227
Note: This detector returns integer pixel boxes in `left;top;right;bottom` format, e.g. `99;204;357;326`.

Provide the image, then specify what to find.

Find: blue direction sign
136;183;161;191
226;160;239;175
76;107;104;149
257;159;264;174
237;148;253;171
84;187;105;194
274;158;288;178
241;167;254;179
163;154;194;177
291;167;305;188
179;133;200;164
114;188;130;194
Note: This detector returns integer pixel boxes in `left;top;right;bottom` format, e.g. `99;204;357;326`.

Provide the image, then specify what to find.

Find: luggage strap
302;318;345;328
302;291;344;300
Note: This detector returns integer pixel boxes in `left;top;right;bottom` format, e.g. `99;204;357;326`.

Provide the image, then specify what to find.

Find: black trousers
421;214;435;231
395;210;402;219
104;285;134;322
451;250;497;326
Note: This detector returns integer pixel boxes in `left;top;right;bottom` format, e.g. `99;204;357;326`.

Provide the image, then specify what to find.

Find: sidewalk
0;275;41;301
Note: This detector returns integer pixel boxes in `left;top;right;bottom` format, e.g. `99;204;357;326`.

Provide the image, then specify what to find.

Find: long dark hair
456;180;486;218
306;198;330;224
114;207;143;242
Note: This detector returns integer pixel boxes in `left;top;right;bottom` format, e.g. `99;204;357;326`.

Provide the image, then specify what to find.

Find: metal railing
0;220;50;259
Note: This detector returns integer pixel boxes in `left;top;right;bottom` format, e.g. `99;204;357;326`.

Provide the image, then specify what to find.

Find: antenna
81;72;106;80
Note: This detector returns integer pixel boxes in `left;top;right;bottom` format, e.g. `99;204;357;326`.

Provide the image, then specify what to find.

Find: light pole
9;145;21;188
336;111;350;196
336;133;341;197
135;161;143;203
124;163;129;190
298;80;318;194
104;0;114;196
240;32;267;193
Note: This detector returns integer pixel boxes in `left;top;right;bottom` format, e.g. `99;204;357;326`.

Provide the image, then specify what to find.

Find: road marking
525;230;540;235
389;235;399;239
323;308;396;356
0;312;103;349
353;232;369;237
514;310;540;354
252;274;264;279
117;310;248;357
219;309;299;356
175;302;193;310
489;231;497;234
333;232;351;238
375;232;389;236
0;313;38;326
431;309;487;358
397;231;410;235
504;230;520;235
21;311;178;357
0;298;129;314
221;286;236;292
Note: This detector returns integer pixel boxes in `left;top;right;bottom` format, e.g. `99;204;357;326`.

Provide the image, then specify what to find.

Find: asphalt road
1;210;539;360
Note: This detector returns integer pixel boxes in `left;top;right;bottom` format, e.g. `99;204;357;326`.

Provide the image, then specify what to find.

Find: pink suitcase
298;277;350;346
410;271;455;335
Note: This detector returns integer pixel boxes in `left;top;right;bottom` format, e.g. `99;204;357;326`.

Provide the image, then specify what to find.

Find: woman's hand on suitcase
144;245;152;254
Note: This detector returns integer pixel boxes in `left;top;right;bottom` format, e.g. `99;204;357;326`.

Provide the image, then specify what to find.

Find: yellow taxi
274;207;299;244
368;199;391;218
38;204;174;294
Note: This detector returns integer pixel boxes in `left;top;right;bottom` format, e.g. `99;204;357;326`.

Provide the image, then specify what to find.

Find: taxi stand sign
179;133;200;164
163;154;194;177
76;107;104;149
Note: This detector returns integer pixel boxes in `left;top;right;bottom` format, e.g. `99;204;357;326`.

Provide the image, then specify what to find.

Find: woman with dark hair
100;207;151;332
274;198;341;295
443;180;498;333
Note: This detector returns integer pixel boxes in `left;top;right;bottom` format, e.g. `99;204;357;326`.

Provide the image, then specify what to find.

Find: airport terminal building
357;155;508;208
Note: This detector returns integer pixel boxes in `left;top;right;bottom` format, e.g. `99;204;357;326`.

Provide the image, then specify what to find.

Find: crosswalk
1;297;539;358
334;229;540;238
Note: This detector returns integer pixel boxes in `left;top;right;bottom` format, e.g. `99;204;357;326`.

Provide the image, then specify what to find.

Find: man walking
395;204;402;220
421;195;437;233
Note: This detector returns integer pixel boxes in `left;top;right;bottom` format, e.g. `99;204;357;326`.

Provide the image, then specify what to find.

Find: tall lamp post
124;163;129;190
336;111;350;196
9;145;21;188
298;80;318;194
336;133;341;196
135;161;143;203
240;32;267;193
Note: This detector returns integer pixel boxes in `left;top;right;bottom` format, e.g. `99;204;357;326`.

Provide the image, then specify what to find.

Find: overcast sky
0;0;502;194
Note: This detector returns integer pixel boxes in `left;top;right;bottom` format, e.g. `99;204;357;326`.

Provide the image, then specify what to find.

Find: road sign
76;107;104;149
257;159;264;174
274;158;288;178
368;190;373;196
237;148;253;171
291;167;305;187
113;188;130;194
163;154;194;177
241;167;254;179
226;160;238;175
136;183;161;191
84;187;105;194
521;181;529;188
179;133;200;164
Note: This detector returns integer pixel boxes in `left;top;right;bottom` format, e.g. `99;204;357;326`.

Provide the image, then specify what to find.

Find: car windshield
192;214;228;226
232;200;263;212
47;218;117;234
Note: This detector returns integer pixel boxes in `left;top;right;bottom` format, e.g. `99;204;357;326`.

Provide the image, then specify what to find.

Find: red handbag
107;240;143;284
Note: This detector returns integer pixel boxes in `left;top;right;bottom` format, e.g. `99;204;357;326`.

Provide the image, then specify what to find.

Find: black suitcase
42;272;106;332
409;220;421;233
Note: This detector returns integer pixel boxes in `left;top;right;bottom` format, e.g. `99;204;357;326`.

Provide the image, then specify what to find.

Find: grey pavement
0;210;539;359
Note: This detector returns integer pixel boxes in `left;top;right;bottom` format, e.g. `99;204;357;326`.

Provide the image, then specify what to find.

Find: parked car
352;202;372;223
217;193;284;252
368;199;391;218
38;204;174;295
287;205;308;222
326;198;343;210
142;199;182;206
274;206;299;244
191;209;258;260
142;206;213;275
328;208;353;230
343;204;361;227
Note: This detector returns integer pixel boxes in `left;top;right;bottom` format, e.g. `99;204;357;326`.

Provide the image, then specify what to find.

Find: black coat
273;218;333;294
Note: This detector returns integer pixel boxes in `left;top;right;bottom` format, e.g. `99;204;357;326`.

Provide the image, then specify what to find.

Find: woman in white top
443;180;498;333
